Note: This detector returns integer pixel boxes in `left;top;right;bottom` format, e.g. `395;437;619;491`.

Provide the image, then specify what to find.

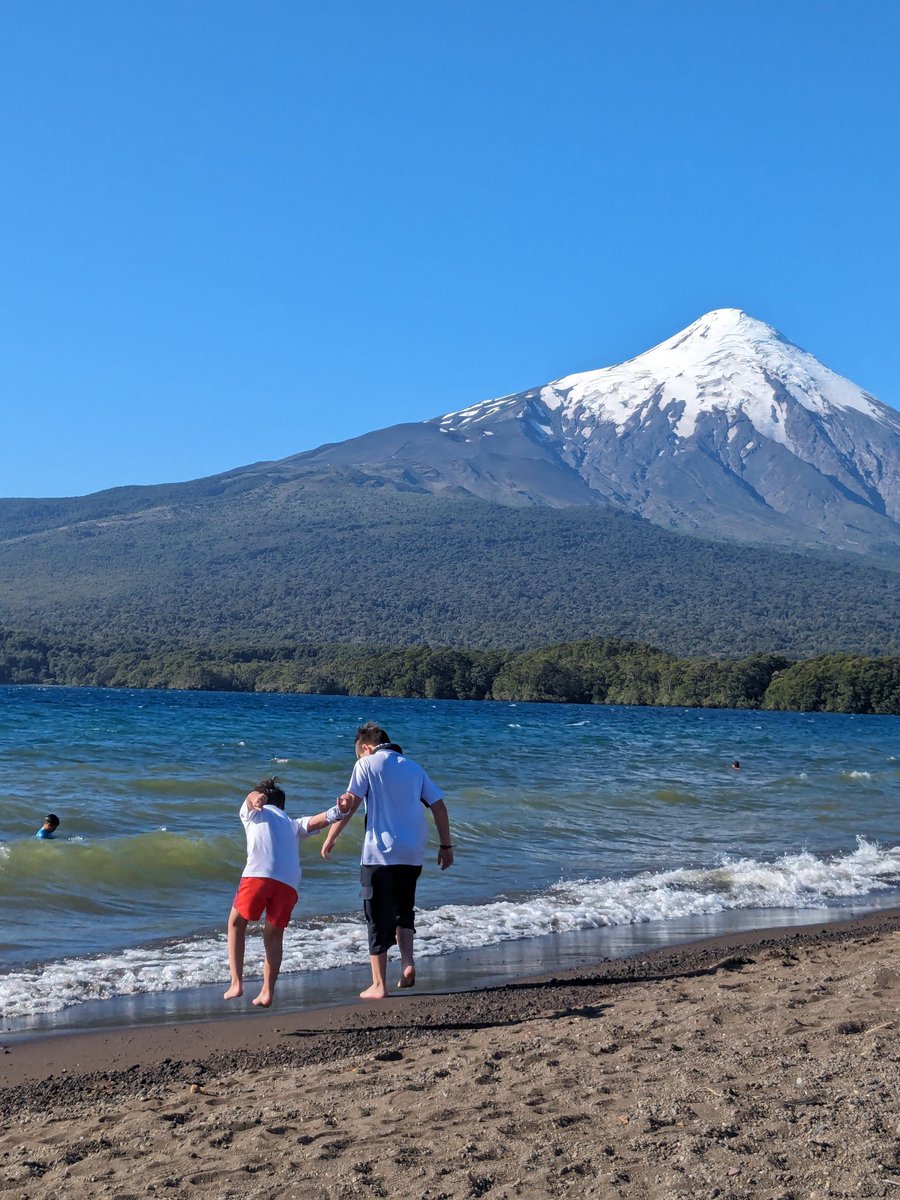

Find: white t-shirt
240;801;317;892
347;748;443;867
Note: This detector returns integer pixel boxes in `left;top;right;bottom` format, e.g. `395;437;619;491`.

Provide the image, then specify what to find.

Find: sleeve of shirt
295;816;316;839
420;771;443;806
347;759;369;799
239;801;260;827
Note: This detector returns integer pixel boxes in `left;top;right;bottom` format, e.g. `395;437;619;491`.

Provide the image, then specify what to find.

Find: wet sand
2;910;899;1199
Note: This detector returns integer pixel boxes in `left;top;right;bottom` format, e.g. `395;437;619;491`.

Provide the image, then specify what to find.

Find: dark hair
256;778;286;809
45;813;60;827
355;722;391;750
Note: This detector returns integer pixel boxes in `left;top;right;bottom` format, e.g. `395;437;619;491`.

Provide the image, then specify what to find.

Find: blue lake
0;685;897;1033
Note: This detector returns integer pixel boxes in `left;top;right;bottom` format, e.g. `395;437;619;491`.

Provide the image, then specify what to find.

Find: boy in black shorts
322;723;454;999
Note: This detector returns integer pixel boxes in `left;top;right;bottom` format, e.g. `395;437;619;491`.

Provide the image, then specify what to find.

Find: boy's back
349;747;443;865
240;800;316;892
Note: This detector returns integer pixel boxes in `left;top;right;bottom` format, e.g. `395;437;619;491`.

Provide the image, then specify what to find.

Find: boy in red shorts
225;777;347;1008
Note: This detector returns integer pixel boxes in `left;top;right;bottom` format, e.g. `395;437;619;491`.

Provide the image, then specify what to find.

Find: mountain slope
1;309;899;658
4;309;898;556
1;485;900;658
277;309;900;558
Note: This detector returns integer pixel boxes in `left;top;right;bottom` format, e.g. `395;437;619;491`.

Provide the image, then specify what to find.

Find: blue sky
2;1;899;498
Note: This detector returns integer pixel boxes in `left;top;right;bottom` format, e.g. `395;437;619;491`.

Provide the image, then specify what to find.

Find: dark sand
2;910;899;1199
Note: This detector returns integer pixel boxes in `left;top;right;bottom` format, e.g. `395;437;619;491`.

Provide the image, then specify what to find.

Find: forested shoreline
2;629;899;714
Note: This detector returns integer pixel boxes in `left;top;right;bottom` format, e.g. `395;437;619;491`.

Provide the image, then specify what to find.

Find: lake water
1;685;897;1035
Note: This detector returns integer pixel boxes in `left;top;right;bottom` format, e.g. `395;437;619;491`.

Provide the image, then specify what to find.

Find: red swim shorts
233;877;298;929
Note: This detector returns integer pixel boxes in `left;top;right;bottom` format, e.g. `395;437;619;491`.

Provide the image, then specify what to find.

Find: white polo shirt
347;747;443;867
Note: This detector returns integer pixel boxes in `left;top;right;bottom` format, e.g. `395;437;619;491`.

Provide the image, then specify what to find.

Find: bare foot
397;965;416;989
252;990;273;1008
223;982;243;1000
360;984;389;1000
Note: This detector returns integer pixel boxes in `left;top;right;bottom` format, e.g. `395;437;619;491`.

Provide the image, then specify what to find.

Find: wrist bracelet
440;844;453;849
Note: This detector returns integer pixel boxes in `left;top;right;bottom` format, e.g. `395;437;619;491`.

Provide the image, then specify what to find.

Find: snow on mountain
274;308;900;559
550;308;895;438
440;308;898;447
427;309;900;555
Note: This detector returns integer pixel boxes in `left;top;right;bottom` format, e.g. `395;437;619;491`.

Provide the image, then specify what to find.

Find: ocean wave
0;838;896;1019
0;831;240;899
129;778;233;798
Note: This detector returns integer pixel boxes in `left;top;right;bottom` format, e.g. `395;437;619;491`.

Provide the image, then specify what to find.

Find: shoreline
5;665;900;717
4;905;898;1087
2;907;898;1198
6;895;899;1045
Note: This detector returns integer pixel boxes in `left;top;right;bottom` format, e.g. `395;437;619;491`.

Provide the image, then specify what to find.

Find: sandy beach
2;910;898;1199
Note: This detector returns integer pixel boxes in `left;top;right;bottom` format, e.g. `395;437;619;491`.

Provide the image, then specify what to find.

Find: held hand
337;792;356;815
437;846;454;871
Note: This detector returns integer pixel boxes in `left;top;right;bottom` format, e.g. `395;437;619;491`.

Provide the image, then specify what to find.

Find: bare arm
429;798;454;870
302;794;356;835
242;790;267;818
321;792;363;859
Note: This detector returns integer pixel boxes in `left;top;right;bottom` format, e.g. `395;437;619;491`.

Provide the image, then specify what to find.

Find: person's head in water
255;778;286;810
41;814;60;835
731;760;741;770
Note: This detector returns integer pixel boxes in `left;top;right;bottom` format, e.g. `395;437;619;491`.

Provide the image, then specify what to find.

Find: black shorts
360;864;422;955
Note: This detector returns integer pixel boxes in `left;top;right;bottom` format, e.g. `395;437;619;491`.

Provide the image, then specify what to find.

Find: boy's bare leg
224;908;247;1000
360;952;389;1000
396;926;416;988
252;922;284;1008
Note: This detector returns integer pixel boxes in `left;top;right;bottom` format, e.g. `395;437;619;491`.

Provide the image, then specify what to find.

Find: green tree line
2;628;899;714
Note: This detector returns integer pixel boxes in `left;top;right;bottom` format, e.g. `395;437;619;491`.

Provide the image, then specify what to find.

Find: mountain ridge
276;308;900;557
4;308;900;559
1;309;899;659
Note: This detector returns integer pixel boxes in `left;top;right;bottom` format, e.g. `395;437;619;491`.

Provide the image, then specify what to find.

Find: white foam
0;838;896;1018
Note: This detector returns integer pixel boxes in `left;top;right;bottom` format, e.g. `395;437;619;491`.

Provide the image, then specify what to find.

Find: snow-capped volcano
441;309;897;448
282;309;900;558
549;307;897;444
444;307;900;460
